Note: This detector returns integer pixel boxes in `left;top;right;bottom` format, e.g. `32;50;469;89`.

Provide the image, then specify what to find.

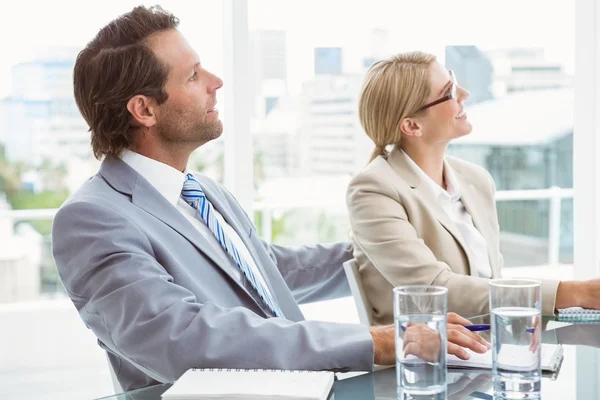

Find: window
248;0;575;270
2;0;596;397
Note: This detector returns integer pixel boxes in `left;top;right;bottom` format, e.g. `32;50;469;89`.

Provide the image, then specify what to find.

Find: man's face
149;29;223;148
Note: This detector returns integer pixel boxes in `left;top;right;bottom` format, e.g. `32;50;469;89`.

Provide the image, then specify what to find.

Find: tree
0;146;70;235
253;210;287;243
0;143;23;195
8;190;69;235
37;158;68;192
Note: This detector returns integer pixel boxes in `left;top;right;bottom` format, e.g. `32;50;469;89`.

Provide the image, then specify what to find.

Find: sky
0;0;575;97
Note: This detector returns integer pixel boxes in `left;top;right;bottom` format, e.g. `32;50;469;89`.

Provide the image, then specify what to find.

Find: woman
347;51;600;324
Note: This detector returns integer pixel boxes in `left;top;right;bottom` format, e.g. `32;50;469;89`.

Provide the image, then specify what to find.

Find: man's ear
126;95;157;128
399;117;423;137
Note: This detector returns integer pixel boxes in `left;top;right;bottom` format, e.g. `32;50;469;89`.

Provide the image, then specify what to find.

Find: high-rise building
314;47;343;76
487;47;573;95
363;28;389;70
445;46;494;105
249;30;295;180
252;95;300;182
249;30;288;118
298;75;371;177
368;28;389;60
1;48;91;167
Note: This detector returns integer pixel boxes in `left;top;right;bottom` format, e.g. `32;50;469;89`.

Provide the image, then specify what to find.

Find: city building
1;48;90;167
362;28;389;70
251;95;300;182
445;45;495;105
249;30;288;118
487;47;573;95
297;74;372;177
314;47;343;76
0;48;99;193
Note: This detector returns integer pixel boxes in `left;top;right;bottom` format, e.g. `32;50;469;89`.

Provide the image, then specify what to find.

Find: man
52;5;489;391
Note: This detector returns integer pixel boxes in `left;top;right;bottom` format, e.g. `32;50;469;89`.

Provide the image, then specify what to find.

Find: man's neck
129;145;191;173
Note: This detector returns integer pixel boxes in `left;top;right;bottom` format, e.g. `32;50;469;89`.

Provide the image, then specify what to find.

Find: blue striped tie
181;173;283;317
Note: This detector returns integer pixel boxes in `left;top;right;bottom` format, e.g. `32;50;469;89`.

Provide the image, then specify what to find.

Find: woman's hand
403;312;491;362
446;312;491;360
556;280;600;310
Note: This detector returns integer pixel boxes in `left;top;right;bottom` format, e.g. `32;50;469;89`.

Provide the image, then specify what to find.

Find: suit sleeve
261;240;353;304
52;201;374;384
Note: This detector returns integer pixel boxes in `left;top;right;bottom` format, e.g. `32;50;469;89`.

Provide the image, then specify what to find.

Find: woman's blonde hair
359;51;437;162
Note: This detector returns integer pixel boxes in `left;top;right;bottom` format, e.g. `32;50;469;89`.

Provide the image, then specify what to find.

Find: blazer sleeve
347;171;492;318
52;201;374;384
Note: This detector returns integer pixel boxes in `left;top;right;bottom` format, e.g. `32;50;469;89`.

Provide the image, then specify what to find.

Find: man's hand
369;325;396;365
369;312;491;364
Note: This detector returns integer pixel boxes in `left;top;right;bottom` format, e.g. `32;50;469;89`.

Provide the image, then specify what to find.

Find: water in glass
395;314;447;395
491;306;541;398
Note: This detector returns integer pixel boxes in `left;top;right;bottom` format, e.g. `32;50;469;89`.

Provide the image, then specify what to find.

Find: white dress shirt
401;150;492;278
120;150;262;282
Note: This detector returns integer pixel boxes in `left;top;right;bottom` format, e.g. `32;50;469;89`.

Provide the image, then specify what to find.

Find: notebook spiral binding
558;308;600;322
561;310;600;315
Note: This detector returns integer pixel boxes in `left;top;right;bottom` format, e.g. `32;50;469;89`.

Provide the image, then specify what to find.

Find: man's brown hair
73;5;179;159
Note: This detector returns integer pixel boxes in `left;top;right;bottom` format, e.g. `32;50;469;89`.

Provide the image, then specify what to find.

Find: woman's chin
457;120;473;136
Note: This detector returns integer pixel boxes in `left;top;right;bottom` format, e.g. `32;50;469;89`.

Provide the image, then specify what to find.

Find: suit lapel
454;171;499;276
99;157;267;314
387;148;479;277
196;177;292;317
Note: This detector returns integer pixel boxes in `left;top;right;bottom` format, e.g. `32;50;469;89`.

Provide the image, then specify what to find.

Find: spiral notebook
557;307;600;321
161;368;335;400
447;343;563;372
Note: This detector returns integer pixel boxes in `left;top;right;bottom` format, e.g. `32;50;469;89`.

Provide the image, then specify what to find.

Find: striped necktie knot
181;174;205;210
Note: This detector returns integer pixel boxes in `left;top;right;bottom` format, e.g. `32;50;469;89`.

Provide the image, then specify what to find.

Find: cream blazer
346;146;559;325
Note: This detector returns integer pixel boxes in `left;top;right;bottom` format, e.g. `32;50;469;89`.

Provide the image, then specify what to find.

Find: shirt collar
120;150;189;207
400;149;462;202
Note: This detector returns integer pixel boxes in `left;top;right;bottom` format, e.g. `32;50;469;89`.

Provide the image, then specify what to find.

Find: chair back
343;259;373;326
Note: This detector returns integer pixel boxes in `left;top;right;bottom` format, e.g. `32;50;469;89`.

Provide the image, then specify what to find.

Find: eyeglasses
418;70;457;112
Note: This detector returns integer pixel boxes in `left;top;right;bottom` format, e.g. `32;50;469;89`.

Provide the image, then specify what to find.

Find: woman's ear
399;117;423;137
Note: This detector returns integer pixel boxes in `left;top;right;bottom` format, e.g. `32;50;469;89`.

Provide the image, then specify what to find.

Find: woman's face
415;61;472;144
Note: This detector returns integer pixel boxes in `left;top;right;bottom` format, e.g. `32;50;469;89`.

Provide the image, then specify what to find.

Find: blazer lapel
454;171;500;276
387;148;479;276
99;157;266;313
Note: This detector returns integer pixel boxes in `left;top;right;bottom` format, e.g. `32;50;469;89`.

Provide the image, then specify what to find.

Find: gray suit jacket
52;157;374;391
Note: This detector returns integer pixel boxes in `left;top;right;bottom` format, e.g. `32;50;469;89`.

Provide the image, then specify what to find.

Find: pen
400;324;536;333
466;324;492;332
466;324;536;333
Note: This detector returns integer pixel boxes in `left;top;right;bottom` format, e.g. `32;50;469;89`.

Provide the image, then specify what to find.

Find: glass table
96;316;600;399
